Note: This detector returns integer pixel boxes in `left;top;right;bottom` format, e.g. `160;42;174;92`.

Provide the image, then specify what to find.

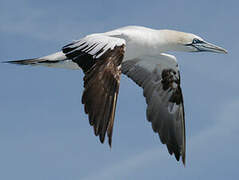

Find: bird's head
160;30;227;54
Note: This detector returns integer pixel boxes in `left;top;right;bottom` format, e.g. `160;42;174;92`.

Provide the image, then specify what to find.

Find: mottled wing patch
161;69;183;105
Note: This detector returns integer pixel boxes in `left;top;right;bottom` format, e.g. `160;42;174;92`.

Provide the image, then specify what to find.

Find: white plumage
4;26;227;165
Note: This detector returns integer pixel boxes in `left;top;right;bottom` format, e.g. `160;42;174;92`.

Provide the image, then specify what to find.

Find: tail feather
2;52;80;70
3;58;51;65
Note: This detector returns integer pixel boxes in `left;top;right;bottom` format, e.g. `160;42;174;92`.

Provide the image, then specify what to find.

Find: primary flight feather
4;26;227;165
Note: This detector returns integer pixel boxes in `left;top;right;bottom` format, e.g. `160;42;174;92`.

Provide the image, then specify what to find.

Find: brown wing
122;55;186;164
62;35;125;146
82;45;125;146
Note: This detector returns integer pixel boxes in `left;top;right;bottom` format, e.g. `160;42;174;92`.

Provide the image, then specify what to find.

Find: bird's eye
192;38;202;44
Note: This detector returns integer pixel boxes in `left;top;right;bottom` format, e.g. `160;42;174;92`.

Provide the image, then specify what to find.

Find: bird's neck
154;30;188;53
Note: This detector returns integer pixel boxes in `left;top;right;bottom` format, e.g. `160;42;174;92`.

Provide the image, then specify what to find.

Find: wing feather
122;55;186;164
63;35;125;146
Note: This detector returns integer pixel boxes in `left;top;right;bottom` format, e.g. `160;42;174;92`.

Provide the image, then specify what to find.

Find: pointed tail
3;51;79;70
3;58;57;65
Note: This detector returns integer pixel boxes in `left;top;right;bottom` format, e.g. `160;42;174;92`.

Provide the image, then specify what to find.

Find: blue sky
0;0;238;179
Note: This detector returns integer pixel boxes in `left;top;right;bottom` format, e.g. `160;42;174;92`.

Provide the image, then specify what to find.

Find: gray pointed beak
195;41;228;54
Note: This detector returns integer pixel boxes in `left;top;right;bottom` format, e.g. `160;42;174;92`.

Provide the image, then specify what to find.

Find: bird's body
33;26;186;67
4;26;227;165
105;26;164;60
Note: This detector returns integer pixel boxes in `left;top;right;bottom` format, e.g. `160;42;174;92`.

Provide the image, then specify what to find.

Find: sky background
0;0;238;179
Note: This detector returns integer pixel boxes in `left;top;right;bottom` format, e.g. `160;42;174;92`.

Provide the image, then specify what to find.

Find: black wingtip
99;134;105;144
182;155;186;167
108;137;112;148
174;153;185;166
175;153;180;162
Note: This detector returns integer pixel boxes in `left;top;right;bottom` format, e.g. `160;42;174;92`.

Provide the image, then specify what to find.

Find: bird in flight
4;26;227;165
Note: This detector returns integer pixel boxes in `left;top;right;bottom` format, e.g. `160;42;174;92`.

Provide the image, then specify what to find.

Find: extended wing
63;35;126;146
4;33;126;146
122;54;186;164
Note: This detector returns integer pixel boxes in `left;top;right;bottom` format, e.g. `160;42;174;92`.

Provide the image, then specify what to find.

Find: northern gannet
4;26;227;165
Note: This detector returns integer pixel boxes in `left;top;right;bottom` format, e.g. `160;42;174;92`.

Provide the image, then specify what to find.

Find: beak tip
197;41;228;54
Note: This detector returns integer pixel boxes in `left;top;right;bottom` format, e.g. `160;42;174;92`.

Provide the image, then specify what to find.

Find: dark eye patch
192;38;203;44
185;38;204;47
